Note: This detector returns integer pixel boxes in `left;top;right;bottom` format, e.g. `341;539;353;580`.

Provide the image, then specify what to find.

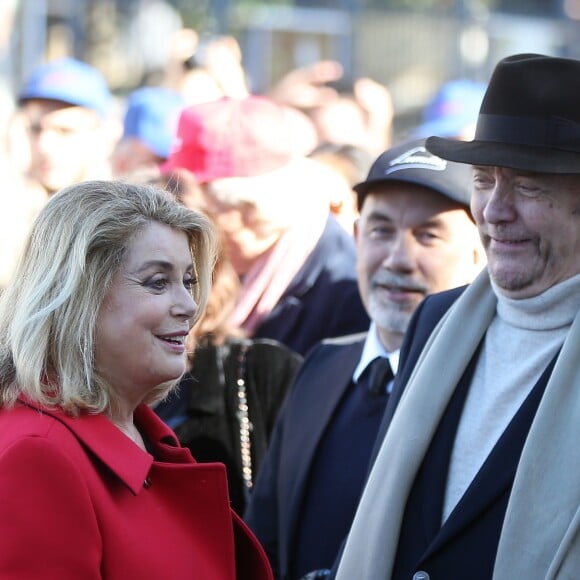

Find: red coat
0;398;273;579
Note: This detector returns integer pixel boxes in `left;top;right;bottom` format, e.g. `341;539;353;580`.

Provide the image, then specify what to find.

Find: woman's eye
183;277;197;291
148;278;168;290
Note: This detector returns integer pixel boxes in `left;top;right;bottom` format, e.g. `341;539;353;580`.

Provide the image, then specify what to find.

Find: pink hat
161;95;314;182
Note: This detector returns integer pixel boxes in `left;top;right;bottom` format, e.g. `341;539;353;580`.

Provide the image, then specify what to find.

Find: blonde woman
0;180;272;579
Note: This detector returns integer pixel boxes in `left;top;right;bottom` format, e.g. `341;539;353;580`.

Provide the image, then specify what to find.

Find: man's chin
34;169;73;194
369;303;414;336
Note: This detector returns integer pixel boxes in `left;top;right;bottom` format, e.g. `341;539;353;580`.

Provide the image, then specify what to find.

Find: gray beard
367;294;414;337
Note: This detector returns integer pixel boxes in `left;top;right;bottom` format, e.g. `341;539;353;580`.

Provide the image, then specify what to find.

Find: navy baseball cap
18;58;112;118
122;87;186;159
353;138;472;211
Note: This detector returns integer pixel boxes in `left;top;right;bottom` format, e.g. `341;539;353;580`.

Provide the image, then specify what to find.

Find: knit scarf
228;214;327;336
336;269;580;579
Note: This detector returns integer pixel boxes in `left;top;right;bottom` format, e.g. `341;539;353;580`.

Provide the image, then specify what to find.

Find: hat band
475;114;580;152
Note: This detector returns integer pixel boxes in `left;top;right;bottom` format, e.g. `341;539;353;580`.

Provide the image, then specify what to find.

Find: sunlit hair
147;169;245;348
0;180;217;415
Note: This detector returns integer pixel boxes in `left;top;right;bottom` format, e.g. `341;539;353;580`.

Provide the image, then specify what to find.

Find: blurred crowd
2;10;580;575
0;27;484;292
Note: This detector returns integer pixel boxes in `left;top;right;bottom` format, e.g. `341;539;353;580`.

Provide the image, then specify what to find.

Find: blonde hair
0;180;217;414
140;168;245;346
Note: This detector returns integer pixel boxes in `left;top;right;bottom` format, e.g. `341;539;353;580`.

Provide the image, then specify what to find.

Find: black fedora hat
426;53;580;173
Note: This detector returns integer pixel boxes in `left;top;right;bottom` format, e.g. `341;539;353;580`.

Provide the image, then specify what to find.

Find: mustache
371;271;429;294
486;224;532;241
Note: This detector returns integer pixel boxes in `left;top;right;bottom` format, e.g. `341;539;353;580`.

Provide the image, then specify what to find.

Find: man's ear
353;217;361;243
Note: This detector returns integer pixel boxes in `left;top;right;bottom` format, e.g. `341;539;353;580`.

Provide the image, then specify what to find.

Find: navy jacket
245;333;373;579
253;215;369;356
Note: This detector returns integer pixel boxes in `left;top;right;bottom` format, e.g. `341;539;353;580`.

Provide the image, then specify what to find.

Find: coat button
143;477;152;488
413;572;430;580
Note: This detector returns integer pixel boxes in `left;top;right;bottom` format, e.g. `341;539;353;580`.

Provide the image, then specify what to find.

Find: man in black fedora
334;53;580;580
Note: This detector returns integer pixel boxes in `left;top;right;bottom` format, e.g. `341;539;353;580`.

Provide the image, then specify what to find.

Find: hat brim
426;136;580;173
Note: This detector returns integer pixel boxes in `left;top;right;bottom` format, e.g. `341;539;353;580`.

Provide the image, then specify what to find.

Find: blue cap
412;79;487;139
18;57;112;118
122;87;186;159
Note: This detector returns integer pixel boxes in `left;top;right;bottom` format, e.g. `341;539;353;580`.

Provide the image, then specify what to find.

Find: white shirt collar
353;322;399;383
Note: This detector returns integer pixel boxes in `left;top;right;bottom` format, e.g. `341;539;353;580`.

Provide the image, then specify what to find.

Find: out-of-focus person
15;57;118;195
309;142;374;234
112;86;185;177
0;159;48;291
0;179;272;579
269;60;393;156
244;139;485;580
309;142;373;190
165;28;249;105
410;78;487;141
161;95;370;356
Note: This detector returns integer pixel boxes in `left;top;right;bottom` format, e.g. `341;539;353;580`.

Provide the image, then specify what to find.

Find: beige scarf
336;269;580;579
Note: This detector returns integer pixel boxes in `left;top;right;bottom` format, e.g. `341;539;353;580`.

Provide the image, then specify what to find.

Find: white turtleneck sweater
443;273;580;522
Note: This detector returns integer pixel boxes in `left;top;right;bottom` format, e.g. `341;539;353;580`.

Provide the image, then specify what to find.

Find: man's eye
27;124;77;137
53;126;77;137
515;183;541;198
473;175;494;189
369;224;395;237
417;231;438;243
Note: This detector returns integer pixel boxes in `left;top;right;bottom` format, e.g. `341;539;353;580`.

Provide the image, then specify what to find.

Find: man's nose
383;233;416;273
482;180;517;224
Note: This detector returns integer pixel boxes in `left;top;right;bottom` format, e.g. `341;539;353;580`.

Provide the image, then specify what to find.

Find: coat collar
18;398;187;495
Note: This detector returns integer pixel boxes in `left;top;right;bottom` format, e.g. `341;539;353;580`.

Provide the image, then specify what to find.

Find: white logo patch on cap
385;146;447;175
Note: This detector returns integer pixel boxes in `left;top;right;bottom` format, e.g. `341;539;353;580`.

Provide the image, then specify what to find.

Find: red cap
161;95;314;182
